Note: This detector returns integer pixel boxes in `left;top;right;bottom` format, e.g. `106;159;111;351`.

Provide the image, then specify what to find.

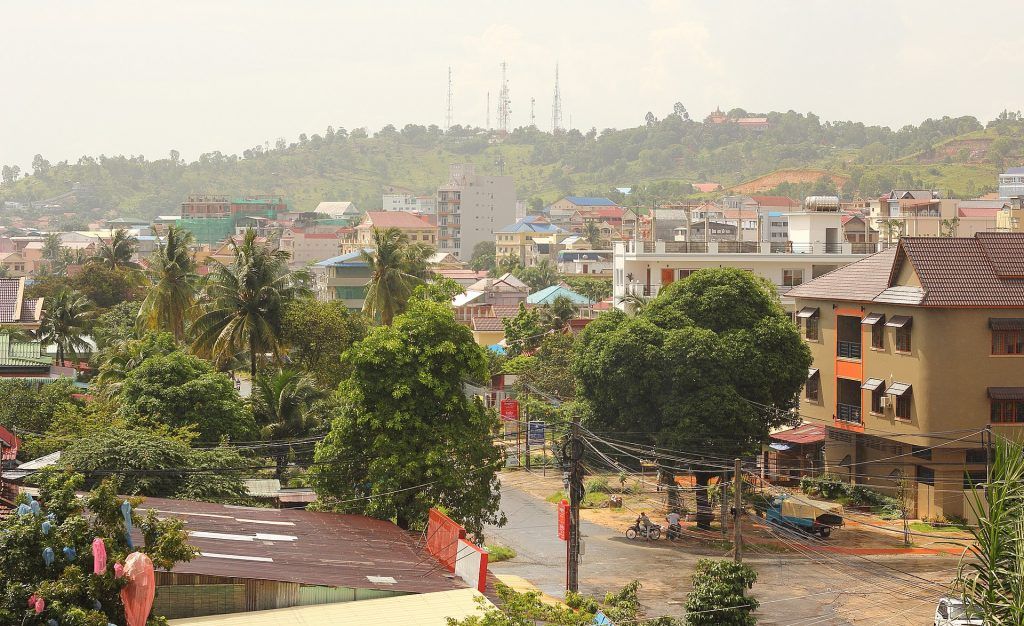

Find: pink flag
92;538;107;575
119;552;155;626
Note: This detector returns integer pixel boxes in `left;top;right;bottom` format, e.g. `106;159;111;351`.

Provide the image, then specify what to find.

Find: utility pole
733;458;743;563
720;470;728;538
524;393;531;470
566;417;584;592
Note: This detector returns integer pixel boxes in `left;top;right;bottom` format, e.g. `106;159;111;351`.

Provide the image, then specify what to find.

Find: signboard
594;610;613;625
528;420;545;446
499;399;519;421
557;499;569;540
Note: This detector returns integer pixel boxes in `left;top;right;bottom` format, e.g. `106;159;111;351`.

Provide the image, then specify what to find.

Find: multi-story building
788;233;1024;519
436;164;516;260
998;166;1024;200
547;196;621;224
355;211;437;248
614;205;878;313
382;193;436;214
313;249;373;312
494;217;566;267
180;195;288;245
279;226;350;267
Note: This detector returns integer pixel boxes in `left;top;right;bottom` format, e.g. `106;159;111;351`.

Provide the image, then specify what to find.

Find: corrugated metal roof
314;248;374;267
527;285;591;305
168;588;491;626
564;196;617;206
770;424;825;445
137;497;465;595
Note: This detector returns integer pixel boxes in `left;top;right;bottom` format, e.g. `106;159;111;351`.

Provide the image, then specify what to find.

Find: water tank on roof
804;196;841;212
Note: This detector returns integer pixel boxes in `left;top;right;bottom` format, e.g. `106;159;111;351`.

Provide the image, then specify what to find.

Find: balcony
837;341;862;360
836;315;862;361
836;403;862;424
619;240;889;256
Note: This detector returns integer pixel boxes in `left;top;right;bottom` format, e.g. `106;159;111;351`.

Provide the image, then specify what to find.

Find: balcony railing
620;240;891;256
836;403;862;424
837;340;862;360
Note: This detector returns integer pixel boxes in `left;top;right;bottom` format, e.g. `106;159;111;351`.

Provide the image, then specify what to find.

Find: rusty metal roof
138;497;466;595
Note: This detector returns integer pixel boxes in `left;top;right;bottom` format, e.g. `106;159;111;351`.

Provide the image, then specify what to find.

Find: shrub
485;545;516;563
586;476;611;494
684;559;758;626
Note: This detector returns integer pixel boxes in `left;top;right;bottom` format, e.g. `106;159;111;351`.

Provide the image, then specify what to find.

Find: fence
426;508;488;592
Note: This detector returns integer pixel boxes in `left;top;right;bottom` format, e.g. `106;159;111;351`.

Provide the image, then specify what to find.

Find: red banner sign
500;399;520;421
557;499;569;541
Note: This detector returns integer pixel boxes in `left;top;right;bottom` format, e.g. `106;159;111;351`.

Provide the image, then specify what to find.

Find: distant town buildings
313;249;373;311
382;192;436;214
999;166;1024;200
355;211;437;250
436;164;516;260
494;217;566;267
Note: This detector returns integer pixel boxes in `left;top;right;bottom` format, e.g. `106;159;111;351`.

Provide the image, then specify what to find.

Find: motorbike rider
636;511;653;535
666;510;681;526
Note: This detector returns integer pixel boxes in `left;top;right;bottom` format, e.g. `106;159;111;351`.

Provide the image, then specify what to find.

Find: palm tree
252;368;325;480
617;293;650;315
94;228;140;269
540;295;578;331
493;254;521;276
361;227;429;325
192;229;309;377
138;226;198;340
42;233;64;261
584;221;606;249
37;289;93;366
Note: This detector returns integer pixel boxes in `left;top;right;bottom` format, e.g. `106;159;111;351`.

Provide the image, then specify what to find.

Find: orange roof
750;195;800;208
361;211;435;230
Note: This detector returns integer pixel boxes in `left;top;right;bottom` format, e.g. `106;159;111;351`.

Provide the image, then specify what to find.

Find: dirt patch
728;169;849;194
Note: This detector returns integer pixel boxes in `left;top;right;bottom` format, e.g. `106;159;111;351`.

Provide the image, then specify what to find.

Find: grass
909;521;971;534
544;489;608;509
485;545;516;563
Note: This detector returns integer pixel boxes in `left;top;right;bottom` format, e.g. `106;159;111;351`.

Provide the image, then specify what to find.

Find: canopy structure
779;496;843;521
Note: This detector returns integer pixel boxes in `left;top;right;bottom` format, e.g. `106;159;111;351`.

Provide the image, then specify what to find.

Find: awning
886;315;913;328
769;442;791;451
861;378;885;391
861;313;885;326
989;387;1024;400
807;368;819;379
886;382;912;397
771;424;826;445
796;307;820;319
990;318;1024;331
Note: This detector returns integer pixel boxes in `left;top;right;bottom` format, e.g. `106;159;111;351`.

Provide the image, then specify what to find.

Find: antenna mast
551;62;563;133
497;61;511;133
445;66;453;131
530;97;536;127
486;91;490;130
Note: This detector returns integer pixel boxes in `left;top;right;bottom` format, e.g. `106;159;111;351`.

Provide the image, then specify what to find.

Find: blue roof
496;219;566;234
527;285;592;305
315;248;373;267
1005;167;1024;175
565;196;617;206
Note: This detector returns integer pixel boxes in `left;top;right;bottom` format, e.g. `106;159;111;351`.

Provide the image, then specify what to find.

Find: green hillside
3;107;1024;222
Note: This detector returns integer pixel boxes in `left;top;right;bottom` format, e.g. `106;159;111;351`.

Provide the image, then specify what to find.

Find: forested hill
3;106;1024;221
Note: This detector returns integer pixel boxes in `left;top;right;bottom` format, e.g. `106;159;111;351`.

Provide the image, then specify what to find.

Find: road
486;481;957;625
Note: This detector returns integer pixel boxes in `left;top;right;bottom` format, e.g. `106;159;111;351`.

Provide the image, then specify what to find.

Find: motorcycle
625;523;661;541
665;523;683;541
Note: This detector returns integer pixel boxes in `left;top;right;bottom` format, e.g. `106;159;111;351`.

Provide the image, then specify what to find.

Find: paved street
486;480;957;625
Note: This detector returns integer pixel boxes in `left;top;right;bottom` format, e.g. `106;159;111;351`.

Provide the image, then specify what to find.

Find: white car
935;597;982;625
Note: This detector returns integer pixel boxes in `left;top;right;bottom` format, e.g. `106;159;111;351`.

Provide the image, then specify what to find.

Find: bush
485;545;516;563
586;476;611;494
684;559;758;626
800;474;902;516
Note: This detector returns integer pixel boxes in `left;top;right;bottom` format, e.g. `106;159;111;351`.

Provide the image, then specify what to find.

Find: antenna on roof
551;62;563;133
445;66;453;132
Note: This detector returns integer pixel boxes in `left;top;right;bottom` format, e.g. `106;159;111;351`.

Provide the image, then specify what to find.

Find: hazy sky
2;1;1019;169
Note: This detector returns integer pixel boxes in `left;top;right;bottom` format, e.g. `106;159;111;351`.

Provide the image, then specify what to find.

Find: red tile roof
693;183;721;193
472;317;506;332
771;424;826;445
958;207;1001;218
361;211;435;230
791;234;1024;307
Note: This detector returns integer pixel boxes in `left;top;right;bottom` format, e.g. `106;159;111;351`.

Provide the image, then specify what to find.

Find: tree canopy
310;298;504;536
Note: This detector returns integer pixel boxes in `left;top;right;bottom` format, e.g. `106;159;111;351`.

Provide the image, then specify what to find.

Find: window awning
861;313;885;326
886;382;912;397
886;315;913;328
861;378;885;391
797;307;820;319
989;387;1024;400
990;318;1024;331
807;368;819;379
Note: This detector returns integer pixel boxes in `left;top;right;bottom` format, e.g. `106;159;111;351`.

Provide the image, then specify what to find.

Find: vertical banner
557;499;569;540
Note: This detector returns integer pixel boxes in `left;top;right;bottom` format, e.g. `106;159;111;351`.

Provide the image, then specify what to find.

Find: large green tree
193;229;309;376
37;288;94;366
137;225;197;340
514;259;559;293
0;378;81;438
0;471;196;626
573;268;810;528
280;298;368;389
93;228;139;269
252;368;325;480
361;226;432;325
310;298;503;535
116;349;256;442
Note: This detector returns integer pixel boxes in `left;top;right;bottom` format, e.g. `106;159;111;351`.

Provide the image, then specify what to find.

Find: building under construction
179;195;288;245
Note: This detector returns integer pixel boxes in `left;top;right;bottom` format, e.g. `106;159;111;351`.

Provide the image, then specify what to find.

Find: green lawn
485;545;516;563
909;521;971;533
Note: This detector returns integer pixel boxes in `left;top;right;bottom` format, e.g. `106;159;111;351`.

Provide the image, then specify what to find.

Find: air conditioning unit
878;396;890;410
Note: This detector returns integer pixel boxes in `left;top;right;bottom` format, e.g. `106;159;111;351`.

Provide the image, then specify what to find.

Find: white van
934;597;982;625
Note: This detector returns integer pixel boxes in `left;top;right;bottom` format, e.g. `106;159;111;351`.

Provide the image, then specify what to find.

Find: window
782;269;804;287
806;369;820;402
916;465;934;486
887;316;912;352
872;324;884;350
863;379;886;413
896;392;912;420
805;316;819;341
991;399;1024;423
678;269;699;279
966;449;989;464
911;445;932;461
964;469;988;490
334;285;367;300
992;329;1024;355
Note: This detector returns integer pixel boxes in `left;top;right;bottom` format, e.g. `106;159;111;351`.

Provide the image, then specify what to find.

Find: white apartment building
436;164;516;260
614;210;881;313
382;193;436;214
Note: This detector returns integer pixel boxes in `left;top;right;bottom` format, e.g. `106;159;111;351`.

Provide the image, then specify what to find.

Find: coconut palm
37;289;93;366
137;225;198;340
42;232;64;261
956;437;1024;622
252;368;325;480
493;254;521;276
192;229;309;377
617;293;650;315
584;221;606;249
361;227;430;325
93;228;140;269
